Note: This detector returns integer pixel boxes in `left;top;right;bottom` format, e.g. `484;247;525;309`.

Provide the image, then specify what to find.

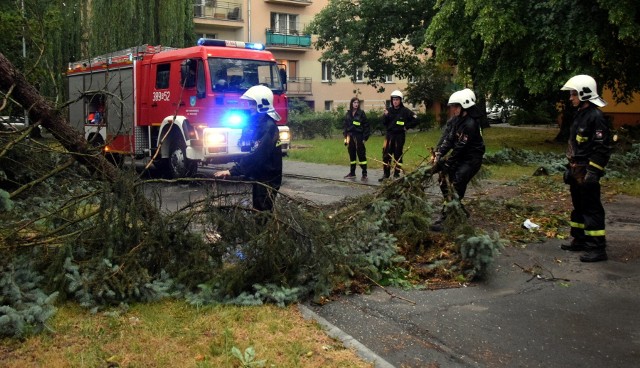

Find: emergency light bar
197;38;265;51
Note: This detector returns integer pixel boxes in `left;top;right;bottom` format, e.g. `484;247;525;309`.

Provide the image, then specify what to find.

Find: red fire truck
66;39;290;178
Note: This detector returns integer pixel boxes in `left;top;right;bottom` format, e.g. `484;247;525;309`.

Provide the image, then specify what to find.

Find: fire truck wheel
165;141;197;178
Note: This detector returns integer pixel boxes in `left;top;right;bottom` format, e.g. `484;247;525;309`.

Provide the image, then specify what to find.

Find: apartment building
192;0;419;113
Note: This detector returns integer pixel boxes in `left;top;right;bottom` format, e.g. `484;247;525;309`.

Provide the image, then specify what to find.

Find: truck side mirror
279;68;287;92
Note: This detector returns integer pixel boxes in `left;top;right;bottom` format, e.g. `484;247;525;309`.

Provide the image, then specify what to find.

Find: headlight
279;131;290;141
204;131;227;147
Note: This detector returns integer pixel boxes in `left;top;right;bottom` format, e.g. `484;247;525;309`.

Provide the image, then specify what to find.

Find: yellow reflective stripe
585;229;606;236
359;161;367;165
353;121;361;126
396;121;405;125
350;161;357;164
569;221;585;229
589;162;604;171
576;135;588;143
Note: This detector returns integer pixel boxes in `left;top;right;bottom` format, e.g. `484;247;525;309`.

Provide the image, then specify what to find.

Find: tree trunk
0;52;161;222
555;104;575;142
0;52;121;182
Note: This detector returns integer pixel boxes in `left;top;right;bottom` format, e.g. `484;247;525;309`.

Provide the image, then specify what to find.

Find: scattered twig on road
362;274;417;305
514;262;571;282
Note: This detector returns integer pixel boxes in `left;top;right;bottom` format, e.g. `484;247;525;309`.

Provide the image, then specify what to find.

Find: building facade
192;0;419;113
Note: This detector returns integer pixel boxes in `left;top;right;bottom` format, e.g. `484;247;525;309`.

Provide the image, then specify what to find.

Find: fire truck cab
66;39;290;178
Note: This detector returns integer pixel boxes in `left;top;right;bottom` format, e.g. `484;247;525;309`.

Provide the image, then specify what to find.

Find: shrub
414;112;437;131
288;111;336;139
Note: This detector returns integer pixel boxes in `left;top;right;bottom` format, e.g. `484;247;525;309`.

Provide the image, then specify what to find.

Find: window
180;59;198;88
322;61;333;82
385;74;394;83
324;100;333;111
208;57;285;92
201;33;217;40
156;63;171;89
288;60;298;79
271;13;299;34
355;67;364;82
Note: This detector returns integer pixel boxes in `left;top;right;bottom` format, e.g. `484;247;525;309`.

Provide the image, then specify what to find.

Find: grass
1;302;372;368
288;125;640;195
288;126;564;172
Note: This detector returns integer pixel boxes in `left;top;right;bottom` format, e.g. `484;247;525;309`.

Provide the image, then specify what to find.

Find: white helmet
448;90;475;109
390;90;403;100
462;88;476;105
561;74;607;107
241;85;281;121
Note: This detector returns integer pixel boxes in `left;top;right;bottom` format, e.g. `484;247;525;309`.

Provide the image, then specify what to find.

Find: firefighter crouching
214;85;283;212
560;75;611;262
430;88;485;232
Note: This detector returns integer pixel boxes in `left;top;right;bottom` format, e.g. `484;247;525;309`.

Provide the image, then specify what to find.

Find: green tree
89;0;195;55
307;0;437;91
426;0;640;106
311;0;640;107
403;60;451;110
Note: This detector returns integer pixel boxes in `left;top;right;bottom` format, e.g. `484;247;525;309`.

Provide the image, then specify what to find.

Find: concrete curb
298;303;395;368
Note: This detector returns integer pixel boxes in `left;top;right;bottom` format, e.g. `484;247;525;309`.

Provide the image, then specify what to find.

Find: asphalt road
142;159;640;368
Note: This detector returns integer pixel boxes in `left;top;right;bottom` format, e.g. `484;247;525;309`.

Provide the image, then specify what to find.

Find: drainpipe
247;0;251;42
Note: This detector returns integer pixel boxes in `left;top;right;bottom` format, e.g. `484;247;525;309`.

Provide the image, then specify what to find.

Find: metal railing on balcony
265;0;312;6
194;1;242;21
286;77;312;95
266;29;311;48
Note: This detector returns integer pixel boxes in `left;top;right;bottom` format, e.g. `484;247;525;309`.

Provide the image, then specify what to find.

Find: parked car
0;116;44;136
486;100;516;124
0;116;27;130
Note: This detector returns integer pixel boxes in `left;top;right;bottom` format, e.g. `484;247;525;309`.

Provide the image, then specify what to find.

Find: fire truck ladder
68;45;178;71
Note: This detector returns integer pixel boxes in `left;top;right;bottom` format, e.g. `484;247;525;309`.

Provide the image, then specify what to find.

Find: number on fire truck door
149;63;173;125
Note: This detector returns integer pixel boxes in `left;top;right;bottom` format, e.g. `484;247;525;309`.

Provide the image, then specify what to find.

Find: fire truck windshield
209;58;283;93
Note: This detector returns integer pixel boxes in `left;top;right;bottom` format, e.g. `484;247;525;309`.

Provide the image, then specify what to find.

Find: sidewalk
283;159;640;368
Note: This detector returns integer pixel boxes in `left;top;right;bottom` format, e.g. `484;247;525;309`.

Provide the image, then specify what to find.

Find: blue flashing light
197;38;265;51
245;42;265;51
222;110;249;128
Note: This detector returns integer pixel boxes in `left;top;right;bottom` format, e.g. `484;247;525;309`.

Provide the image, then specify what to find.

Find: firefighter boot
561;238;586;251
580;238;608;262
580;248;608;262
361;166;368;181
378;166;390;182
430;209;446;232
344;164;357;179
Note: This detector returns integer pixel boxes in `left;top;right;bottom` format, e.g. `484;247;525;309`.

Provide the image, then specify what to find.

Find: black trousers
440;156;482;201
252;176;282;212
346;133;367;174
567;163;606;249
382;132;405;177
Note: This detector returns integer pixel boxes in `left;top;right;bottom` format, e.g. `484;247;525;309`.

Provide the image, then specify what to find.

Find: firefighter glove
585;169;600;184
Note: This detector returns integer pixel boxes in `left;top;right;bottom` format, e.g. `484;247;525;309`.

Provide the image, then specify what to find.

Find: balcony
286;77;312;95
264;0;312;6
193;1;243;28
266;29;311;51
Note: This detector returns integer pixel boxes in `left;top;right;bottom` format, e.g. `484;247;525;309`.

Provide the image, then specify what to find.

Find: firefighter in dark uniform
560;75;611;262
343;97;371;181
214;85;283;211
431;88;485;231
379;90;417;181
